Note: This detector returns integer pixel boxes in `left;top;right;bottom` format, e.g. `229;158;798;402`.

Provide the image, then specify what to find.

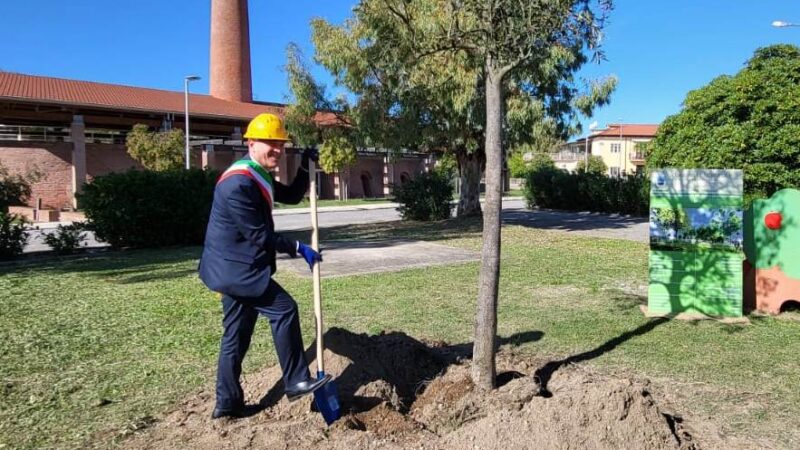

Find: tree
0;162;36;259
283;45;358;200
648;45;800;204
506;151;529;178
575;155;607;174
317;0;614;390
0;162;41;212
310;6;616;218
125;124;185;171
319;135;358;200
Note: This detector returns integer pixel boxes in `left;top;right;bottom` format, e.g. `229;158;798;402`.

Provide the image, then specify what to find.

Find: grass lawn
1;218;798;449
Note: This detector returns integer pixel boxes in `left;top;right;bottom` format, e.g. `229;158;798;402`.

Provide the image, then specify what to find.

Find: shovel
309;160;342;425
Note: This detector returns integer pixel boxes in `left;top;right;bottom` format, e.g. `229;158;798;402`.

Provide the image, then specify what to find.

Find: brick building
0;0;430;215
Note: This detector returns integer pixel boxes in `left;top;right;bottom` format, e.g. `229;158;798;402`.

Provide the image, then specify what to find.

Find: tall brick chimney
210;0;253;102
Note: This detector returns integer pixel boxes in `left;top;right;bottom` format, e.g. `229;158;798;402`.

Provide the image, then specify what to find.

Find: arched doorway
360;171;373;198
399;172;411;185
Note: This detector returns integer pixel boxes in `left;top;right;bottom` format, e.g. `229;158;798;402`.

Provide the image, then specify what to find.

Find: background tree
317;0;614;390
311;7;616;218
506;151;529;178
0;162;40;212
284;44;358;200
0;162;37;259
648;44;800;204
319;135;358;200
575;155;608;174
125;124;185;171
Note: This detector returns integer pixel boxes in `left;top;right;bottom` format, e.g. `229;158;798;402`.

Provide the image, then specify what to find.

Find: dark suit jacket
199;155;309;298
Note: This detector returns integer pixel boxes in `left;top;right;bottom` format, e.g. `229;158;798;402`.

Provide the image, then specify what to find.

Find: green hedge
393;171;454;221
78;169;218;248
523;167;648;216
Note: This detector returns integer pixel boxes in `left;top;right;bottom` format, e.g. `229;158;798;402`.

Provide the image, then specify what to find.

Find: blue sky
1;1;799;138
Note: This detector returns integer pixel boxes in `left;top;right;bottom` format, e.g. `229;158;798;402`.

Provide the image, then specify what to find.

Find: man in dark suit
199;113;330;419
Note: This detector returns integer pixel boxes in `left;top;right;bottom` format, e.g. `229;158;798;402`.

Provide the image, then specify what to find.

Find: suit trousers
216;280;310;409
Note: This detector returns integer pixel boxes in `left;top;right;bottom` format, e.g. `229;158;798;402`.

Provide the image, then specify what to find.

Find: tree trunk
457;149;483;217
338;169;349;201
472;64;504;391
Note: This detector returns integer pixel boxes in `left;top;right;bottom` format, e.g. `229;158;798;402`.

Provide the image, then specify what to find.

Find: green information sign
648;169;744;317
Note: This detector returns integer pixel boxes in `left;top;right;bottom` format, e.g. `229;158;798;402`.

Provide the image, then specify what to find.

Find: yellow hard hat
243;113;290;141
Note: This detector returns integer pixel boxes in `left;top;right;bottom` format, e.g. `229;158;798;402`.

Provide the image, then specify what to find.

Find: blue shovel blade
313;370;341;425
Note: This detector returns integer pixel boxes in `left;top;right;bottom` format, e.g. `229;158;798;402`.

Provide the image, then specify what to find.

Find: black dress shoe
211;404;253;419
285;374;332;402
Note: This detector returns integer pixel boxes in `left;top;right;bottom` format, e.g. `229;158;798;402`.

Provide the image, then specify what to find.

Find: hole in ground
662;413;697;450
496;371;525;388
780;300;800;313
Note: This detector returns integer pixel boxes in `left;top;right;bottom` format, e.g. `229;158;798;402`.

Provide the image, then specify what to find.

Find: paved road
500;202;649;243
274;205;401;231
24;225;106;254
22;199;648;253
275;199;648;243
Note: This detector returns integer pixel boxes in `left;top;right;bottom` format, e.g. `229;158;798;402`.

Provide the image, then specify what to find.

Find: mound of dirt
121;328;699;450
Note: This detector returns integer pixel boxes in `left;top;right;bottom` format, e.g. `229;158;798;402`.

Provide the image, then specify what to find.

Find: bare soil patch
120;328;720;450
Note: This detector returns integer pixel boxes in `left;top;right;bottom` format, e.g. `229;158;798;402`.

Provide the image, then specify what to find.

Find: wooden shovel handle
309;161;324;373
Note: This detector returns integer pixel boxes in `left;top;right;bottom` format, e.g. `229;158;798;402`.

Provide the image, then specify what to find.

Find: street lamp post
184;75;201;170
618;119;623;177
584;121;598;168
584;135;589;167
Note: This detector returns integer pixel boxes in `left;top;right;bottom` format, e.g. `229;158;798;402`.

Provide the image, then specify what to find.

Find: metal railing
629;151;646;162
0;125;129;145
551;150;585;162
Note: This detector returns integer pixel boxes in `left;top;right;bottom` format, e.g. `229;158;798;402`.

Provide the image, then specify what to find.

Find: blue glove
297;241;322;270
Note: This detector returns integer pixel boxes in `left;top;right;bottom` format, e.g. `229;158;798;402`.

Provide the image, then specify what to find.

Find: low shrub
43;223;87;254
78;169;218;248
0;212;28;259
393;171;454;221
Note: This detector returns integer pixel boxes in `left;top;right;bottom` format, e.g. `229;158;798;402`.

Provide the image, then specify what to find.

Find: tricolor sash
217;160;275;209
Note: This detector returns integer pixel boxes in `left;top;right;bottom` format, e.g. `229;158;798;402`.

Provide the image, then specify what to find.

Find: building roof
0;71;284;121
593;124;659;138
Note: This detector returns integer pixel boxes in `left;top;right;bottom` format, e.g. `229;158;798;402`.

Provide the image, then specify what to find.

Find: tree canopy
575;155;607;174
125;124;185;172
0;162;40;212
283;44;358;200
309;1;616;216
648;44;800;203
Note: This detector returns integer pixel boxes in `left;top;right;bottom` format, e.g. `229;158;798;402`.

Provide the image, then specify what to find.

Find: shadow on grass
290;205;646;245
0;246;203;280
502;208;647;232
286;216;484;244
109;268;200;285
608;291;648;312
255;327;543;415
533;317;669;397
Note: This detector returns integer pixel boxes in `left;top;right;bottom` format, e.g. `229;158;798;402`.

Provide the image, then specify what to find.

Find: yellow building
551;124;659;175
588;124;659;176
